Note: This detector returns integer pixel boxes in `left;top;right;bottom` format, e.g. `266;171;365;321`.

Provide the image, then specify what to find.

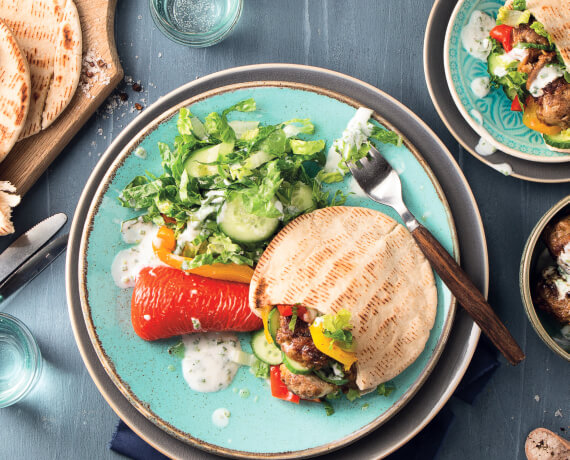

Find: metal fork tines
347;146;418;231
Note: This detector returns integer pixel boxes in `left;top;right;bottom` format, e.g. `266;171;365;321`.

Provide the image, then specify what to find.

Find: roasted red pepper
510;95;523;112
270;365;300;403
276;304;307;317
490;24;514;53
131;266;262;340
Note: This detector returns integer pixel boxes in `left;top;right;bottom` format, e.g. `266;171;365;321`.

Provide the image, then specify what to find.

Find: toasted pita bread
526;0;570;69
0;0;82;139
0;20;30;162
250;207;437;390
0;181;20;235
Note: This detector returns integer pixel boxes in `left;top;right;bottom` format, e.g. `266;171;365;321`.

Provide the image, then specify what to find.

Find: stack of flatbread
0;0;82;234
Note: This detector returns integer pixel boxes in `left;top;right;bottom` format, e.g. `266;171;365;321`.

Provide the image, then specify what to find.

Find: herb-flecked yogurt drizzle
181;332;241;392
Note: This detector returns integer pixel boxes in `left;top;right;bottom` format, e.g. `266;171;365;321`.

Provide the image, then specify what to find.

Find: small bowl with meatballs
520;195;570;361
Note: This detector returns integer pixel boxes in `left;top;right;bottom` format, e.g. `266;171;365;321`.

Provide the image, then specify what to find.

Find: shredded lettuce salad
118;99;401;269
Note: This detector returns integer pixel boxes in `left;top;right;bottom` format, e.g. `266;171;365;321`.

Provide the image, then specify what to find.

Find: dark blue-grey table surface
1;1;568;459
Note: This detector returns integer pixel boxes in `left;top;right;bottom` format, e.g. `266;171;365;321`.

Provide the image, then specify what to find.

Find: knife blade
0;213;67;284
0;233;69;304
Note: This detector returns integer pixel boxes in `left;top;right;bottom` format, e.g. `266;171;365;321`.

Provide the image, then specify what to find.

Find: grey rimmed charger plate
66;64;485;459
425;0;570;183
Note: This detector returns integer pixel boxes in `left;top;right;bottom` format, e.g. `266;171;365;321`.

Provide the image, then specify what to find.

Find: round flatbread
0;19;30;162
0;0;82;139
249;206;438;390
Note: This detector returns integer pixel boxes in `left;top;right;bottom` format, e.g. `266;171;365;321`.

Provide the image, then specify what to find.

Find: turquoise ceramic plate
78;83;458;457
444;0;570;163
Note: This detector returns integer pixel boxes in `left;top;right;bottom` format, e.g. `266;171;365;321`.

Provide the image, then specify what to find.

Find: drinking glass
0;313;42;408
150;0;243;47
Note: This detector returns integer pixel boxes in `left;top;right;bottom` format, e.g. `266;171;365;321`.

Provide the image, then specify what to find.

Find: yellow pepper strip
523;99;562;136
261;305;274;344
309;321;357;371
152;226;254;283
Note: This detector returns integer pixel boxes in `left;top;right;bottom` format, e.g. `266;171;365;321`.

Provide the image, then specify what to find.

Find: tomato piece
131;266;262;340
510;95;522;112
490;25;514;53
270;366;300;403
276;304;307;317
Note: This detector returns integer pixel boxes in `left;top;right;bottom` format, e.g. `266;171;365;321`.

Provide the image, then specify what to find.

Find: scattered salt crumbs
534;395;540;402
554;409;563;418
79;50;112;99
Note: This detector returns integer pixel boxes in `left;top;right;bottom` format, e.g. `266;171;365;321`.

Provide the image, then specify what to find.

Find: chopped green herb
251;359;270;379
323;400;335;416
377;383;396;397
321;309;354;350
346;388;361;402
289;307;298;332
168;341;185;359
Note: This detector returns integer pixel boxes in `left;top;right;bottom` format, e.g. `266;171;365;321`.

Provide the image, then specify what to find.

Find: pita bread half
249;206;438;390
0;0;82;139
0;19;30;162
523;0;570;69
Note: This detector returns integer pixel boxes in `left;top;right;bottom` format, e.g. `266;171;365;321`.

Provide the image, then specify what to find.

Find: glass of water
0;313;42;408
150;0;243;47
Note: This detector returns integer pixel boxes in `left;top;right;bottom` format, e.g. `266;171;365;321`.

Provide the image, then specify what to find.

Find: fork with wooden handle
348;146;525;365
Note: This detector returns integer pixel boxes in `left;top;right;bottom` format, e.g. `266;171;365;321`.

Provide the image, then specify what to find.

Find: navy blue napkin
110;338;499;460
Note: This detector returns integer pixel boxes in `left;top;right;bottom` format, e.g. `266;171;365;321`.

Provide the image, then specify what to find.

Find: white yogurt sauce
490;162;512;176
111;219;164;288
529;65;564;97
334;107;374;158
475;137;497;156
323;145;342;173
212;408;231;428
470;109;483;125
461;11;495;61
558;243;570;274
471;77;490;99
543;266;570;300
134;147;147;159
181;332;241;392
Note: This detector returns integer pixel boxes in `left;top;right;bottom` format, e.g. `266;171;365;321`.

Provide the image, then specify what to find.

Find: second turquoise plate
445;0;570;163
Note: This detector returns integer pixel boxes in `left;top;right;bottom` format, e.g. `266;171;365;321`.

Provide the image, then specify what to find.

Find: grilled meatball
512;23;549;47
275;315;329;369
534;267;570;324
543;214;570;273
526;52;557;89
279;365;336;399
536;79;570;129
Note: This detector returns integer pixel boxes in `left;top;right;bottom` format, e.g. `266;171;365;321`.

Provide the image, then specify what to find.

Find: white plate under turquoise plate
445;0;570;163
78;83;457;457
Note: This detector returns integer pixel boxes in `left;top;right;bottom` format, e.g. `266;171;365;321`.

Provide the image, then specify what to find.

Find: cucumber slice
313;368;348;385
217;194;279;244
184;142;234;178
229;120;259;140
282;353;312;375
487;52;517;79
290;182;315;213
251;330;282;365
543;130;570;150
267;307;281;345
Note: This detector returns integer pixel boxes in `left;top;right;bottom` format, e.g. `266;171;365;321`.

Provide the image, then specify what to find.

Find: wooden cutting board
0;0;123;196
